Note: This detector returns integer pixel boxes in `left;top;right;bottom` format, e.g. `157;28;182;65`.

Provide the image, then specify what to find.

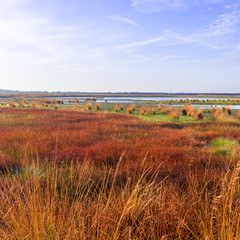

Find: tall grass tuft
195;109;203;120
126;104;135;114
8;100;16;108
169;110;179;119
94;103;100;111
151;107;155;115
140;106;146;115
157;103;162;112
83;102;92;111
213;109;223;120
73;103;77;110
237;110;240;121
226;107;232;115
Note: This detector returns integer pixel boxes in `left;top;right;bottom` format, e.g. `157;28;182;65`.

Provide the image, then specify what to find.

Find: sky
0;0;240;92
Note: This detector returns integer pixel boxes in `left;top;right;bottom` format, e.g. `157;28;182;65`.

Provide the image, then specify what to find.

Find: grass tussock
237;110;240;121
94;103;100;111
169;110;179;119
195;109;203;120
83;102;92;111
126;104;135;114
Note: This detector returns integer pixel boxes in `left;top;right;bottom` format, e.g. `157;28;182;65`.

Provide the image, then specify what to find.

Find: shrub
8;100;16;108
169;111;179;119
126;104;135;113
213;109;223;120
226;107;232;115
126;108;132;114
195;109;203;120
29;100;36;108
237;110;240;121
83;102;92;111
73;104;77;110
140;106;146;115
151;107;155;115
164;106;172;115
182;109;187;116
18;100;25;108
94;103;100;111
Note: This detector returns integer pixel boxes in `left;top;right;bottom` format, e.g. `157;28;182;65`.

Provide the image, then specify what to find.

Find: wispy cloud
206;4;240;36
0;0;113;71
118;36;164;49
156;3;240;48
159;55;179;60
131;0;229;12
132;0;187;12
108;15;139;27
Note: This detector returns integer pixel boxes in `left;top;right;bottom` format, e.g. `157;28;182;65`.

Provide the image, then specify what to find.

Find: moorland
0;96;240;239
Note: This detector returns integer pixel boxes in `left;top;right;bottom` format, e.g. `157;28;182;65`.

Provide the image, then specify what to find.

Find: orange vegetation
0;108;240;238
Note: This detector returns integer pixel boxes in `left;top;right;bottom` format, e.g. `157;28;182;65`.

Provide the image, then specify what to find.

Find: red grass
1;107;240;238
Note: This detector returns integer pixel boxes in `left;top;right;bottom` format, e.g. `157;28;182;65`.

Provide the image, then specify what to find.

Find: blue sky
0;0;240;92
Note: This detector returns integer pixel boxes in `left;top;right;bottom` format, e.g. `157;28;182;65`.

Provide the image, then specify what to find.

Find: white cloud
108;15;139;27
118;36;164;49
206;5;240;36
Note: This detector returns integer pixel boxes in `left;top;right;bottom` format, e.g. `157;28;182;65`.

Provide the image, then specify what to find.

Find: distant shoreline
1;91;240;98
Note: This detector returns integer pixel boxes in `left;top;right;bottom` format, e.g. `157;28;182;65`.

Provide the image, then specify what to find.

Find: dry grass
169;110;179;119
126;104;135;114
195;109;203;120
94;103;100;111
226;107;232;115
0;108;240;238
213;109;224;120
237;110;240;121
83;102;92;111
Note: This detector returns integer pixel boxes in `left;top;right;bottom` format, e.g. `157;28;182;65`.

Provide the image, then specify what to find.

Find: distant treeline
0;89;240;98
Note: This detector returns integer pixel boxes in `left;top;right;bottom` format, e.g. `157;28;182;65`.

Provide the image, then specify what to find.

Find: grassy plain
0;103;240;239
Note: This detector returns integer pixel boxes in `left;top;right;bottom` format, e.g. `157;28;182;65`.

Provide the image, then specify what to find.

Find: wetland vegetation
0;95;240;239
